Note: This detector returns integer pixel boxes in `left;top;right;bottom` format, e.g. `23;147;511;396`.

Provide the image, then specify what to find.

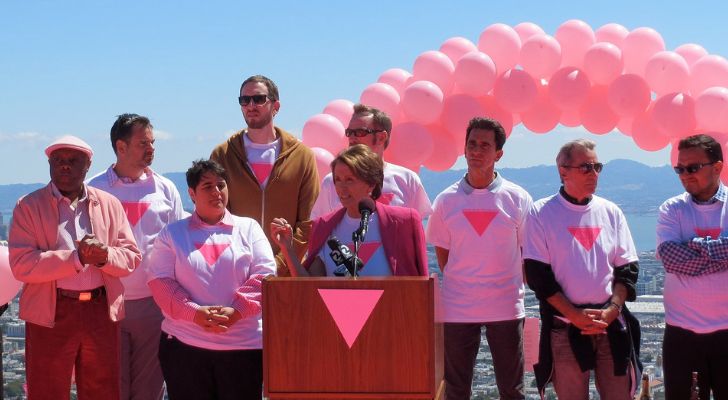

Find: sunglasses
238;94;270;106
345;128;382;138
673;162;716;175
562;162;604;174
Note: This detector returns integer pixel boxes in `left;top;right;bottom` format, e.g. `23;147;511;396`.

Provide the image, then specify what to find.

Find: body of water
625;213;658;252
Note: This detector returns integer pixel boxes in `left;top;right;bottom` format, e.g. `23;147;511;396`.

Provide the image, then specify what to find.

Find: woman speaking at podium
271;144;427;277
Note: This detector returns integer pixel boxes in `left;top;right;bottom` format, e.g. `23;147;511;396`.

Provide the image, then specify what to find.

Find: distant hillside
0;160;686;218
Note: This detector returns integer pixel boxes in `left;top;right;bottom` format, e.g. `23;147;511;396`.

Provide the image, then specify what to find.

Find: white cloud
154;129;173;140
0;131;50;146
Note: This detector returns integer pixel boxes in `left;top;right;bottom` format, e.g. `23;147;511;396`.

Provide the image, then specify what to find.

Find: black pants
663;324;728;400
158;333;263;400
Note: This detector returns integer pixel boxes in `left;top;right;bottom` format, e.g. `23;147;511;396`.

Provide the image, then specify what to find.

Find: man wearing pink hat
9;135;141;400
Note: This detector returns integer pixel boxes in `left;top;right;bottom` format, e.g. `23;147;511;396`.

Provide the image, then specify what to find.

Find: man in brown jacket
210;75;318;276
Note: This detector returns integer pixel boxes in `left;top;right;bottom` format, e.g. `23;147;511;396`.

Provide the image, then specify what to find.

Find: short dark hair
465;117;506;150
110;113;152;154
352;103;393;147
240;75;279;102
330;144;384;200
186;159;227;189
678;134;724;163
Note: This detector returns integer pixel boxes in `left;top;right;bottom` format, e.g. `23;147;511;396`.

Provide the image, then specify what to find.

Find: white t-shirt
426;174;531;322
243;133;280;189
656;193;728;333
87;167;188;299
523;193;638;305
312;162;432;219
317;213;391;277
148;214;276;350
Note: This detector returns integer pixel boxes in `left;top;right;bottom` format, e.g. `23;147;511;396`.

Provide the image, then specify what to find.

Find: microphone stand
351;230;364;279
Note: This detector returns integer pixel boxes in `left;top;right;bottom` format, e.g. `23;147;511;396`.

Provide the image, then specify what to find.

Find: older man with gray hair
522;139;641;399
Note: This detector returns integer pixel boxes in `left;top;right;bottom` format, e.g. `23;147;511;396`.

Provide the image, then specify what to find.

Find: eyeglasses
238;94;270;106
345;128;382;138
562;162;604;174
673;162;716;175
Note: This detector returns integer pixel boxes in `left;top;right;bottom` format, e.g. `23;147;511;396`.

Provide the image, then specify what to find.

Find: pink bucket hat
44;135;94;160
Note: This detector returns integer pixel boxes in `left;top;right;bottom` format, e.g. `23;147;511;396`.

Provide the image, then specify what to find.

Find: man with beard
9;135;140;399
88;114;187;400
211;75;318;276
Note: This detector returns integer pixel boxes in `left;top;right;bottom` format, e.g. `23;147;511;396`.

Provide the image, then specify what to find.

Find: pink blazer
9;184;141;327
303;202;428;276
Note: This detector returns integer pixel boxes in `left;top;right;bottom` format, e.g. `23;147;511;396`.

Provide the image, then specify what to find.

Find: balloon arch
301;20;728;183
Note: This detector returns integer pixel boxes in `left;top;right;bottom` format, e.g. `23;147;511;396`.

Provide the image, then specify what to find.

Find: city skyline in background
3;1;728;184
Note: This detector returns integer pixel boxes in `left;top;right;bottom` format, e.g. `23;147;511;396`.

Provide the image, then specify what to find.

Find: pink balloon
554;19;595;68
322;99;355;128
607;74;651;117
675;44;708;68
632;106;671;151
652;93;697;138
580;86;618;135
359;82;401;120
493;69;538;113
301;114;346;155
690;55;728;96
0;246;23;305
548;67;591;110
377;68;413;96
387;122;434;167
595;23;629;47
645;51;690;96
477;23;521;73
401;80;444;125
583;42;623;85
616;117;634;137
514;22;545;43
441;94;486;148
454;51;497;97
695;87;728;132
520;34;562;79
413;50;455;94
622;27;666;75
560;108;581;127
423;125;459;171
439;37;477;64
479;95;515;136
311;147;335;183
521;83;561;134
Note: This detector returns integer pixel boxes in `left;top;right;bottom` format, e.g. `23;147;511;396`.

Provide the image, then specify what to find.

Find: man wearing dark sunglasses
210;75;319;276
311;104;431;219
523;139;641;399
656;134;728;400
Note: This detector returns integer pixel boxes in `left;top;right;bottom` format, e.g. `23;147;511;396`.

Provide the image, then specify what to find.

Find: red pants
25;292;120;400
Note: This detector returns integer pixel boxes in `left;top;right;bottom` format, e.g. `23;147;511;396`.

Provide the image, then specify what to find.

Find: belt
57;286;106;301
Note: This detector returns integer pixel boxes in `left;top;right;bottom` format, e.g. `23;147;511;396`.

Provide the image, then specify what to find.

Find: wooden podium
263;276;444;399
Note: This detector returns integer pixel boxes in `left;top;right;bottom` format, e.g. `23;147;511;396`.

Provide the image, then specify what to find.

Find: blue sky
2;1;728;184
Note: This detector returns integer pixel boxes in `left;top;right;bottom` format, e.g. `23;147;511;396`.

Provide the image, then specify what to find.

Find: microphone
354;198;376;243
326;236;363;276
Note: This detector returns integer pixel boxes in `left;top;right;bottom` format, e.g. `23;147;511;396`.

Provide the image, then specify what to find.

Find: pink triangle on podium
250;162;273;184
568;227;602;251
121;201;151;226
346;241;381;266
194;242;231;267
318;289;384;349
377;193;395;205
462;210;498;236
695;227;721;239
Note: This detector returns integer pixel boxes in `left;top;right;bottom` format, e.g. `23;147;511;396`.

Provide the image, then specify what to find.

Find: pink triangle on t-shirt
121;201;151;226
346;241;381;266
318;289;384;349
194;242;231;267
462;210;498;236
568;226;602;251
377;193;395;205
250;162;273;184
694;227;722;238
